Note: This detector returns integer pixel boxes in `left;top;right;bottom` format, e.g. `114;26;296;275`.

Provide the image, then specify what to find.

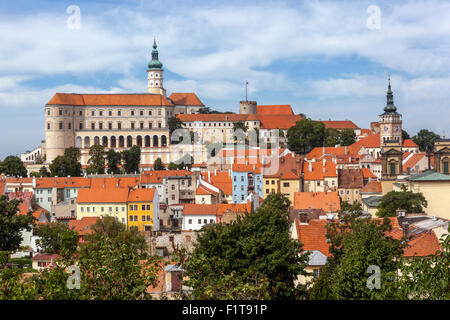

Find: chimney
32;176;36;189
345;146;348;155
402;222;410;240
208;171;211;182
309;162;312;172
299;212;308;223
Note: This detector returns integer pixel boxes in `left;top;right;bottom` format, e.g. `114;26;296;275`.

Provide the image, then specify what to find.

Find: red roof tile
320;120;359;130
128;188;156;202
295;219;331;256
47;93;174;106
169;93;204;106
294;192;340;212
256;105;294;115
183;203;217;215
77;187;129;203
360;180;382;193
68;217;98;236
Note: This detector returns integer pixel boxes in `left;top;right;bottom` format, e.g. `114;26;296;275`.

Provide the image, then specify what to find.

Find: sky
1;0;450;159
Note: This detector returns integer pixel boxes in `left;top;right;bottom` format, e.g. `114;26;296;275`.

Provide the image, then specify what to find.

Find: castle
41;40;206;166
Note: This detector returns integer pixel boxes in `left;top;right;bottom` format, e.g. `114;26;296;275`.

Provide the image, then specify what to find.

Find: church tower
147;39;166;96
380;78;403;192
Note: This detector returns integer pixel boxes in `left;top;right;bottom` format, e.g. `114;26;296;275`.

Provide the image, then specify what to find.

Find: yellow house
76;187;128;225
279;172;301;205
127;188;159;232
263;177;279;198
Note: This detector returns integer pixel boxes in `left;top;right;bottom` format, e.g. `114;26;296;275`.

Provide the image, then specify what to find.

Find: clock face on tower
394;125;400;132
384;126;389;132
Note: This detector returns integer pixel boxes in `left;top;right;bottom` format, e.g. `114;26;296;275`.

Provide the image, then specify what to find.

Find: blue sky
1;0;450;159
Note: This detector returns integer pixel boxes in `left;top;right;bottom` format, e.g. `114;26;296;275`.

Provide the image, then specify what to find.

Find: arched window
145;135;151;147
102;136;108;147
137;136;142;147
443;157;449;174
389;161;396;175
110;136;117;148
84;137;90;148
76;136;82;148
153;135;159;147
161;135;167;147
94;136;100;146
127;136;133;147
119;136;124;148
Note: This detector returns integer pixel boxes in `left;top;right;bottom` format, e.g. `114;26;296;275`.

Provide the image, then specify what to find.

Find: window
91;123;95;130
131;110;135;116
188;219;192;224
131;122;135;129
142;215;146;221
142;204;146;211
265;180;269;185
283;182;289;187
317;181;321;186
444;161;449;174
198;219;201;224
134;205;138;211
390;163;396;175
91;111;95;116
129;205;133;211
118;122;121;130
149;122;152;129
87;207;90;212
149;110;152;116
313;268;321;279
210;219;214;224
81;207;84;213
129;216;134;222
118;110;121;116
140;122;144;129
147;215;151;221
59;109;62;115
171;195;175;200
79;110;82;116
171;185;175;190
99;122;103;130
108;122;112;130
47;123;50;130
158;122;161;128
99;111;103;116
109;111;112;116
146;205;150;210
59;122;63;130
101;207;104;212
79;123;82;130
271;180;275;185
140;110;143;116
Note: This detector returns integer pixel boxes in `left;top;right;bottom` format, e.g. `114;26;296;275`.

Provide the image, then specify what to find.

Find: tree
199;107;234;114
312;208;405;300
122;145;141;174
168;116;185;144
106;149;121;174
396;226;450;299
39;166;50;177
339;129;357;146
233;121;248;133
287;118;326;154
49;147;82;177
325;128;340;147
376;188;427;217
0;196;35;252
412;129;440;170
181;193;309;300
153;157;165;171
402;130;410;140
87;145;105;175
173;154;194;170
35;223;78;257
0;156;27;177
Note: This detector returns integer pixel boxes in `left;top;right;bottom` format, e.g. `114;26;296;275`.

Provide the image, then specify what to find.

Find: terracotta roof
77;187;129;203
262;153;303;178
338;169;364;189
280;171;299;180
141;170;192;184
256;105;294;115
293;192;340;212
360;180;382;193
195;184;219;197
320;120;359;130
68;217;98;236
307;146;349;159
216;148;283;158
402;231;441;257
361;168;377;179
403;139;419;148
89;177;140;189
128;188;156;202
258;115;303;129
350;133;418;152
232;163;262;174
169;93;204;106
47;93;174;106
403;153;426;172
303;161;338;180
177;113;258;122
183;203;217;215
35;177;91;189
295;219;331;256
217;203;249;216
200;171;232;195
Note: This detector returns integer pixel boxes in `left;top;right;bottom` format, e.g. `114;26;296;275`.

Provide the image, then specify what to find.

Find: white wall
182;214;216;231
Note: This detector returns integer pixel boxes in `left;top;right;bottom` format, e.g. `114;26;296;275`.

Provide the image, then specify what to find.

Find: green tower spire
148;39;163;70
384;75;397;113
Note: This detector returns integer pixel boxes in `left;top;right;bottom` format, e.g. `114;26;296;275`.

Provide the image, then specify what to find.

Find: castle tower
45;104;75;163
147;39;166;96
239;100;257;114
380;78;403;192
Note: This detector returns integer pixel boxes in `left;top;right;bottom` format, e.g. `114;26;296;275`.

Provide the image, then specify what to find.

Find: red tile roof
177;113;258;122
47;93;174;106
256;105;294;115
169;93;204;106
350;133;418;152
307;146;349;159
216;203;250;216
403;153;426;172
68;217;98;236
293;192;340;212
295;219;331;256
200;171;232;195
128;188;156;202
360;180;382;193
183;203;217;215
320;120;359;130
77;187;129;203
141;170;192;184
32;253;59;261
303;161;338;180
338;169;364;189
258;115;303;129
361;168;377;179
195;184;219;197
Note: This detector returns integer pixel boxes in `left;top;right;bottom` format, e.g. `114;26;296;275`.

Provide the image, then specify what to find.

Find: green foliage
39;166;50;177
198;107;234;114
0;269;38;300
0;156;27;177
396;226;450;299
0;196;35;251
153;157;165;171
87;144;105;175
338;129;357;146
287;118;326;154
376;189;427;217
35;223;78;257
315;211;405;300
173;155;194;170
402;130;410;140
182;193;309;300
106;149;121;174
49;147;82;177
122;145;141;174
168;116;185;144
233;121;248;133
412;129;440;153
